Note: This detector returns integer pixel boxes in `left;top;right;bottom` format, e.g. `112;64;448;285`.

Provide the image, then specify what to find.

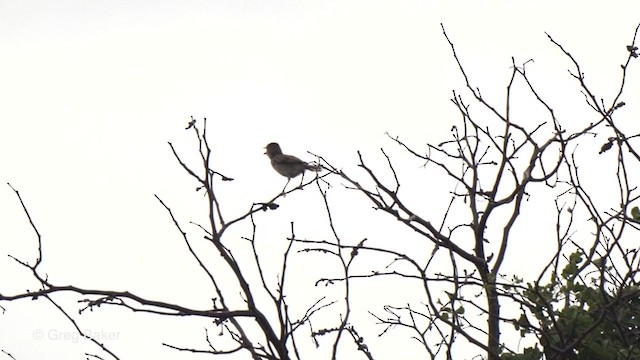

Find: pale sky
1;2;639;359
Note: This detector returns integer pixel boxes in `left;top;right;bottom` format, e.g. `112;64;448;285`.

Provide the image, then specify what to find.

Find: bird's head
265;142;282;158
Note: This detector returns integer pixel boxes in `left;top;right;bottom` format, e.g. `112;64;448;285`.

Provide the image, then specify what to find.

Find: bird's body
265;142;321;191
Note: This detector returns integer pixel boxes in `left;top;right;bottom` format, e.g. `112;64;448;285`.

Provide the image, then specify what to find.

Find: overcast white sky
1;1;640;359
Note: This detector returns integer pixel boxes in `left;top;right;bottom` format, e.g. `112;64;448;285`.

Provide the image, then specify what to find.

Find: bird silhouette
265;142;321;192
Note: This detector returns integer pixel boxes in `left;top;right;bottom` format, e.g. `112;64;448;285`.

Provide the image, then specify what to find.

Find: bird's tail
306;162;323;172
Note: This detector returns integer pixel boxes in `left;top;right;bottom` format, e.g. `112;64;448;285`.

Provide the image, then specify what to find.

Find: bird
265;142;322;192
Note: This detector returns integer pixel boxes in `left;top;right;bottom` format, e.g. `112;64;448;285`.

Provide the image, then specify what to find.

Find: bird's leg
298;172;305;189
281;178;291;194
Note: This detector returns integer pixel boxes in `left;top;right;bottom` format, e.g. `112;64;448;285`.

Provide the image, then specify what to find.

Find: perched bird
265;142;322;192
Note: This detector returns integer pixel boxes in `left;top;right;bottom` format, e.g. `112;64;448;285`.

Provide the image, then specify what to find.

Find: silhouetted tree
2;23;639;360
